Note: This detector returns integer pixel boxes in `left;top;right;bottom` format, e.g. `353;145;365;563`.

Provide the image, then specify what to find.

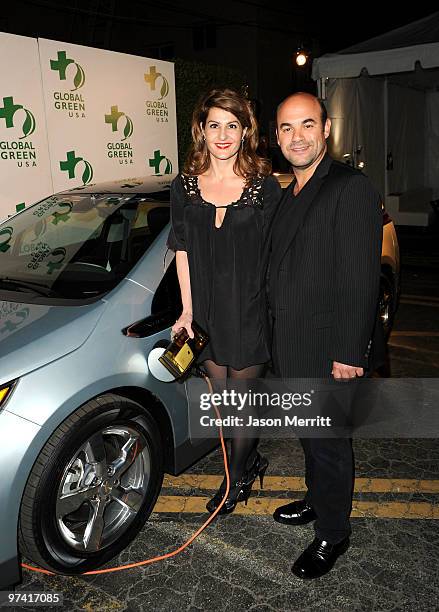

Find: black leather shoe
273;499;317;525
291;536;350;579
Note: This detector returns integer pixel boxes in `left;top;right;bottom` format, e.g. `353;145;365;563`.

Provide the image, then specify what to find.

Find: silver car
0;176;216;587
0;172;399;587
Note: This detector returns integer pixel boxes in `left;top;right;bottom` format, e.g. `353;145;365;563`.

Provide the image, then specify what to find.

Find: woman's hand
172;311;194;339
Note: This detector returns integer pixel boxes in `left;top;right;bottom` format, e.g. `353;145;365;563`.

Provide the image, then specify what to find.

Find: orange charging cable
22;375;230;576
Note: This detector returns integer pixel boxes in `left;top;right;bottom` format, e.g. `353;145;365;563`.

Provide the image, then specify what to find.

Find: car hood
0;298;107;386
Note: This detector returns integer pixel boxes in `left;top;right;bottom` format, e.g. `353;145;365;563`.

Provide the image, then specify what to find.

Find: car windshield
0;191;170;301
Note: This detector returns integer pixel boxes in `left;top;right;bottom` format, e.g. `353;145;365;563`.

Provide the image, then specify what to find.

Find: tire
379;272;396;340
19;394;163;574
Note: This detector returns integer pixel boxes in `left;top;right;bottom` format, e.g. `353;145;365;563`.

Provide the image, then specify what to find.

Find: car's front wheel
19;394;163;574
379;272;397;339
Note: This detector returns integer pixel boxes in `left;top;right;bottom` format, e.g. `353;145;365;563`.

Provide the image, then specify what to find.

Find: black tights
203;360;265;483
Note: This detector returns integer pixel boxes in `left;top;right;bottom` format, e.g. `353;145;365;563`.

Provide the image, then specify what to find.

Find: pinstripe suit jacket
267;153;384;378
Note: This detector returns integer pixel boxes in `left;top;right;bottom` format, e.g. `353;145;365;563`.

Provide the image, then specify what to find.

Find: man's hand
332;361;364;379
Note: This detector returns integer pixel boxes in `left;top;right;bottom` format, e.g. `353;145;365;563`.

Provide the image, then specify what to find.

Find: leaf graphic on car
0;227;13;253
46;247;67;275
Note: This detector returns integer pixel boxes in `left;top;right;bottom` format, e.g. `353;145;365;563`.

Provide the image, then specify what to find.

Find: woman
167;88;282;514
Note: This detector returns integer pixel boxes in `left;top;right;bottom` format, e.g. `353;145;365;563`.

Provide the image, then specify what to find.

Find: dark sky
2;2;437;57
300;7;437;53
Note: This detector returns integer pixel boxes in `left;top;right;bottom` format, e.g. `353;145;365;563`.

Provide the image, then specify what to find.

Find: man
267;92;384;579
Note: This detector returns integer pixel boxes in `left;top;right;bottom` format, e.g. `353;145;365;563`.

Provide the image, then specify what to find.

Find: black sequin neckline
181;174;264;210
194;176;248;208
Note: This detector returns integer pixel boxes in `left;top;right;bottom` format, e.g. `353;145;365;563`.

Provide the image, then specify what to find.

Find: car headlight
0;382;15;410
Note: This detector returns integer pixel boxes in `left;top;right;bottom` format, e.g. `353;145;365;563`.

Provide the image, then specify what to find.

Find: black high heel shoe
206;452;269;515
245;452;269;490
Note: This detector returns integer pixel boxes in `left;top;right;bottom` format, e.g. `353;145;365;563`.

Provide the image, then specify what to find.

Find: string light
296;51;308;66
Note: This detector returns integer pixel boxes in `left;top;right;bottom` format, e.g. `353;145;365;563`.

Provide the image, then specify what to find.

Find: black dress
167;173;282;370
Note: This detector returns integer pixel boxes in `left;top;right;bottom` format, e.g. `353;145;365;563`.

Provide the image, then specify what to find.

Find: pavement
8;226;439;612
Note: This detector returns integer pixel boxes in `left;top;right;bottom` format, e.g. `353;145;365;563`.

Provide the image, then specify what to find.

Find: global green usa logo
50;51;86;91
0;96;36;139
0;97;37;168
144;66;169;100
149;149;172;175
105;105;133;140
144;67;169;124
60;150;93;185
105;105;134;165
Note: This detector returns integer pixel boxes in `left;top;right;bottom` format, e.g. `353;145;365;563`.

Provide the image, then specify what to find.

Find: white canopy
313;42;439;80
312;12;439;225
313;12;439;79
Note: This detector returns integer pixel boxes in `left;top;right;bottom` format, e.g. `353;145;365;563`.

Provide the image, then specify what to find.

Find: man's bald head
277;92;327;128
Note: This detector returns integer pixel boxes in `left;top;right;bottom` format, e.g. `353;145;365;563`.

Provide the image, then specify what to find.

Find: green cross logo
0;97;21;128
50;51;86;91
50;51;74;80
144;66;169;100
0;307;29;334
59;150;94;185
0;96;36;139
51;201;73;225
104;105;133;140
148;149;173;175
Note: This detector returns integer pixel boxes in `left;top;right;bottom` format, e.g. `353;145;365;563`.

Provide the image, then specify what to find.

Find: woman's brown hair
183;88;271;181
